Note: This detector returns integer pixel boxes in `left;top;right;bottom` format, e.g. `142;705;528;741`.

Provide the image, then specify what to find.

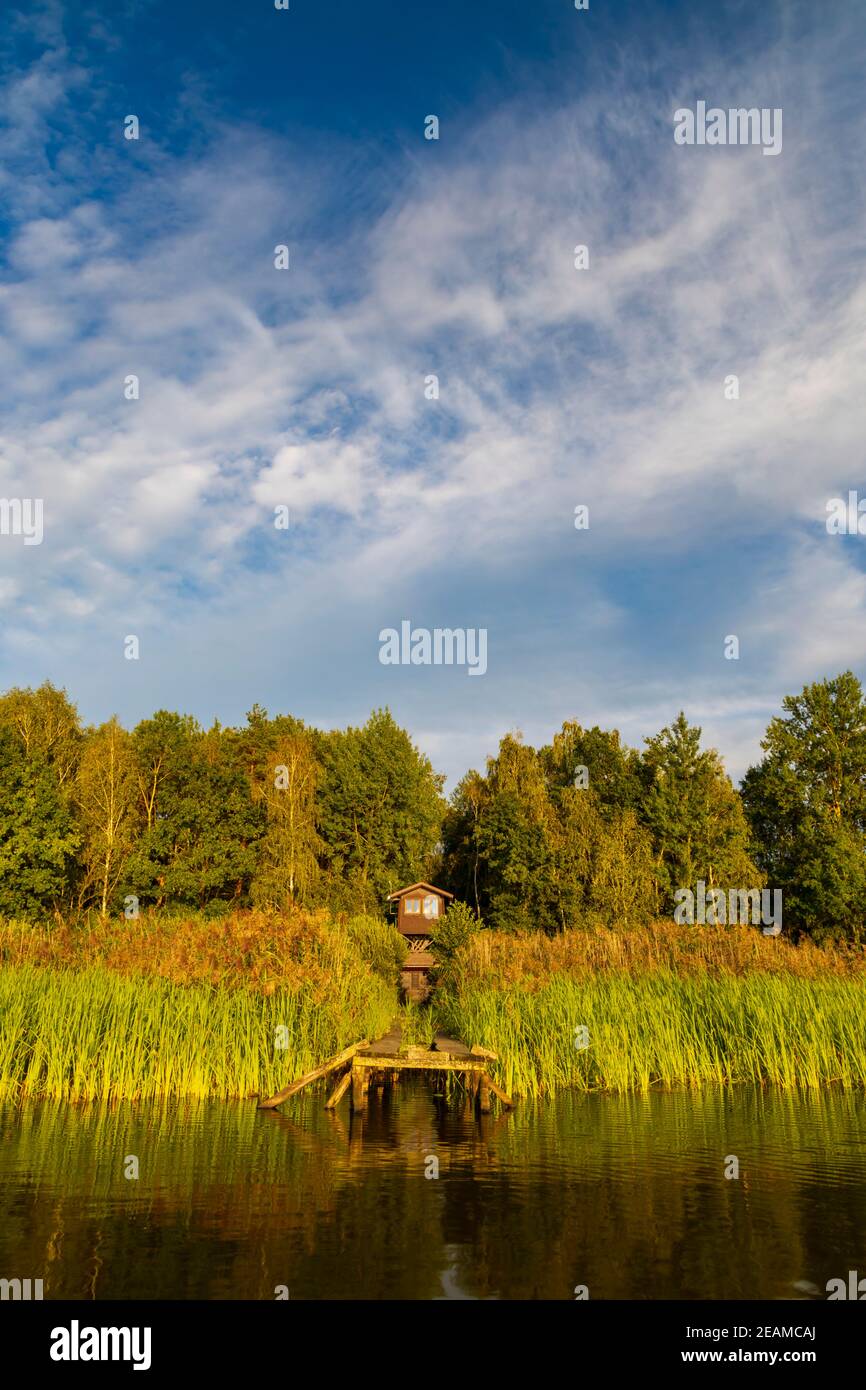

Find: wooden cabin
387;882;454;1002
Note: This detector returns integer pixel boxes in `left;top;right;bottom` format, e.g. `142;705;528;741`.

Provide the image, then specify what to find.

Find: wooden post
462;1071;475;1120
478;1074;491;1114
351;1062;369;1112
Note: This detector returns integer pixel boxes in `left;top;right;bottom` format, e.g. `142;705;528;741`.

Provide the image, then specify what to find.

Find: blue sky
1;0;865;788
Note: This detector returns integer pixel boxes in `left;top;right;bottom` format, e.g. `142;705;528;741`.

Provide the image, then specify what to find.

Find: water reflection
0;1085;863;1299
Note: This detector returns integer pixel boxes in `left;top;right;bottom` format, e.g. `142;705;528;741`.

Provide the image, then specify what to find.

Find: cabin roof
386;881;455;902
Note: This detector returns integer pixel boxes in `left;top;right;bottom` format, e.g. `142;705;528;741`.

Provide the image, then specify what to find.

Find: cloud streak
0;1;864;786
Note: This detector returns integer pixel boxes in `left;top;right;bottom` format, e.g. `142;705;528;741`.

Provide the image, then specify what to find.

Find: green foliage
74;718;138;915
439;969;866;1098
315;709;444;908
742;672;866;942
125;718;264;910
588;807;658;927
0;675;861;946
430;899;480;988
344;914;407;987
250;731;323;908
0;682;81;788
641;712;759;909
443;716;752;933
398;999;433;1048
541;721;644;814
0;727;79;916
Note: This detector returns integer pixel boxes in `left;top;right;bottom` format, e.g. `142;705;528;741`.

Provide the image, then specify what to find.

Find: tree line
0;672;863;942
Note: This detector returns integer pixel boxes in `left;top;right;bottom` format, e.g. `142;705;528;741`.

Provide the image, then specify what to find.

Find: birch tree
75;719;139;915
252;733;323;907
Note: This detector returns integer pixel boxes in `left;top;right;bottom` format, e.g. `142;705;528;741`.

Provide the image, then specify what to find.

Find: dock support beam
257;1033;513;1113
351;1062;369;1112
325;1068;353;1110
478;1074;491;1114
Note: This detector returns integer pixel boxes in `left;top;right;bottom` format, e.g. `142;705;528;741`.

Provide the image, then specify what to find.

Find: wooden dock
257;1024;514;1114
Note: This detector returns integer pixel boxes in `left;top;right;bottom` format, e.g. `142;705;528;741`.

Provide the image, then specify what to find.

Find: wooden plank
470;1044;498;1061
358;1030;404;1056
432;1034;473;1057
352;1054;487;1073
257;1040;368;1110
324;1067;353;1110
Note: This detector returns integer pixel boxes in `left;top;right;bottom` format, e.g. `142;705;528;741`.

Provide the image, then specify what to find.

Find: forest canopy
0;673;863;943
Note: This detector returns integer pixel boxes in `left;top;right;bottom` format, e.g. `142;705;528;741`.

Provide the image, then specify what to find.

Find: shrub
430;899;481;989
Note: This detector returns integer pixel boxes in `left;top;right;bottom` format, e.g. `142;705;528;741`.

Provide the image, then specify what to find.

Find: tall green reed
437;970;866;1097
0;963;396;1101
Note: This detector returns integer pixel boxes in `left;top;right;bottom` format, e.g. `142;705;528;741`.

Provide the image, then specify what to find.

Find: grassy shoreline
0;910;401;1101
0;962;396;1101
1;914;864;1101
439;971;866;1097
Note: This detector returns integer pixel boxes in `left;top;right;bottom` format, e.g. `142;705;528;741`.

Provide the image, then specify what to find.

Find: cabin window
423;894;439;919
404;898;421;915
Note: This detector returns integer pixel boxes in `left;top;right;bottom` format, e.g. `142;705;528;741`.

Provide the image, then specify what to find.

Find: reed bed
455;922;866;986
436;927;866;1098
397;1000;434;1048
0;910;403;1100
0;908;407;994
3;915;864;1101
0;962;397;1101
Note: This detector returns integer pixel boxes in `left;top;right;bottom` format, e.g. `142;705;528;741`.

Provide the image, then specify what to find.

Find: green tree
127;717;264;910
544;786;596;925
131;710;197;833
236;704;308;803
474;734;557;932
430;899;480;990
441;770;490;918
0;726;79;917
641;713;758;910
0;682;81;788
742;672;866;941
316;709;444;909
541;721;643;815
445;727;654;933
588;807;658;928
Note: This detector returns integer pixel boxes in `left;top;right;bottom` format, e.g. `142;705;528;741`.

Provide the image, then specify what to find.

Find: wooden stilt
255;1026;514;1116
258;1040;368;1110
351;1062;369;1112
462;1072;475;1119
483;1073;514;1109
324;1068;353;1110
478;1074;491;1114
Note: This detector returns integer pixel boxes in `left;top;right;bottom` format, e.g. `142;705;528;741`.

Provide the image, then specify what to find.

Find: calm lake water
1;1085;864;1300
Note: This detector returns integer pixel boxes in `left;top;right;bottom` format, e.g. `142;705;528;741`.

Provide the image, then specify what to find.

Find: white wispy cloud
0;4;864;785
